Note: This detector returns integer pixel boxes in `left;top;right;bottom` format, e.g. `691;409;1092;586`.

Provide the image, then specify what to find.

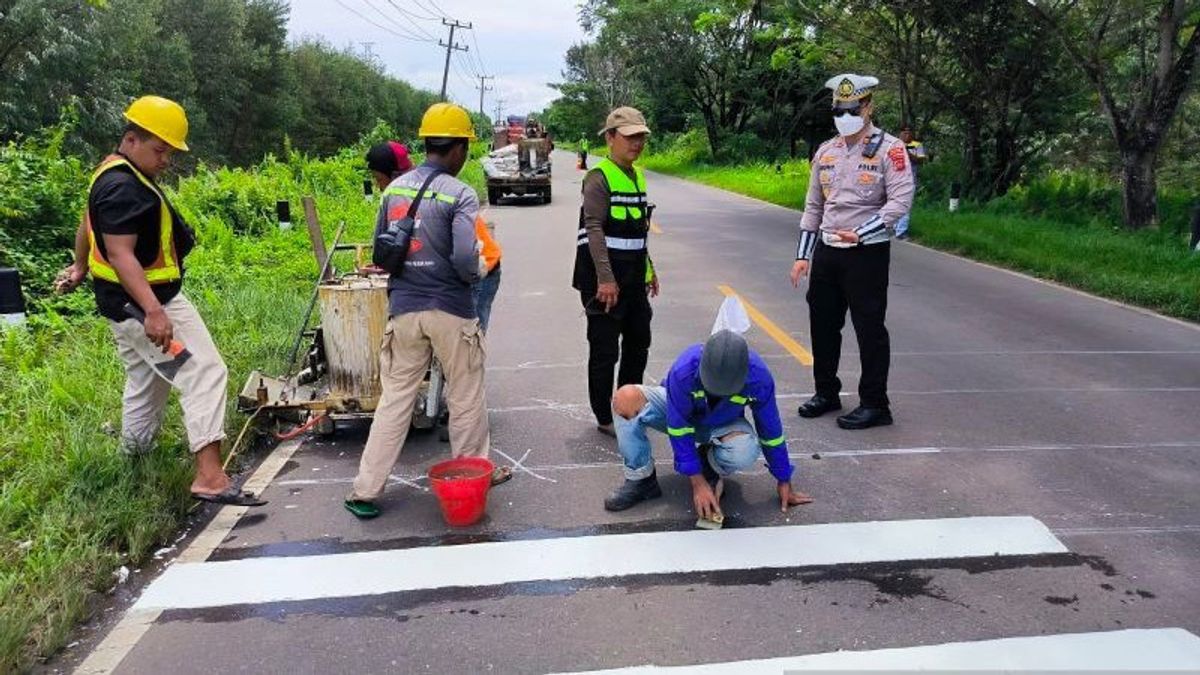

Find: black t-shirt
89;161;196;321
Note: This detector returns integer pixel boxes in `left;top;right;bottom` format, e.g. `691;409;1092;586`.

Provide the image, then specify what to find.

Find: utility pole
438;18;471;101
475;75;494;118
494;98;505;123
360;41;375;64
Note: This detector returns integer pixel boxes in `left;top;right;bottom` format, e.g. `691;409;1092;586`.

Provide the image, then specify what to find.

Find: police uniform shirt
796;124;914;259
89;160;195;321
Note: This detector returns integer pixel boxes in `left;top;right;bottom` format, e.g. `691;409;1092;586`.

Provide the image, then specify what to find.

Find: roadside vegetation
639;131;1200;322
0;116;486;671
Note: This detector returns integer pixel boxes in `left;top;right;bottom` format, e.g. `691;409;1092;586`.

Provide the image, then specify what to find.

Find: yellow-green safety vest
86;155;180;285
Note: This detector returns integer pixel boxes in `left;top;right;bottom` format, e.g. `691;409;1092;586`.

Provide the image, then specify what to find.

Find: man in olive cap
605;330;813;518
791;73;913;430
574;106;660;438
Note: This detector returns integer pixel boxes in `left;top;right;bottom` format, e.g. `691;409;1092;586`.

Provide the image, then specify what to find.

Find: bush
0;126;88;308
0;119;502;670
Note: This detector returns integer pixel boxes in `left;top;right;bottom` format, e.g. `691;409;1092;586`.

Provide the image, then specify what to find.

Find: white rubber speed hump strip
558;628;1200;673
134;516;1065;611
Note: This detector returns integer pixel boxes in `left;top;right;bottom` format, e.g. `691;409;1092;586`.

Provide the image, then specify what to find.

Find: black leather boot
603;470;663;511
836;406;894;430
797;394;842;418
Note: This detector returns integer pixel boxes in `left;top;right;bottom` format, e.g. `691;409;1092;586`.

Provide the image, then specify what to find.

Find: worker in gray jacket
790;73;914;430
346;103;510;520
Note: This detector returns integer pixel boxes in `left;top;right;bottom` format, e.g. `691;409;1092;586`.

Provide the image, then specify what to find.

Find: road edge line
73;438;306;675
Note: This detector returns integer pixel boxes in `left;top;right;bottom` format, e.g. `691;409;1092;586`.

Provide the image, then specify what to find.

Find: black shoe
603;471;663;511
797;394;842;418
836;406;893;430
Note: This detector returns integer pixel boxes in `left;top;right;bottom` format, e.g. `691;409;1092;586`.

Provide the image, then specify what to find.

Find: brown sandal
490;466;513;486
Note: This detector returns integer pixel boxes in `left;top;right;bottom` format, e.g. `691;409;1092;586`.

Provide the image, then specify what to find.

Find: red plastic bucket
428;457;494;527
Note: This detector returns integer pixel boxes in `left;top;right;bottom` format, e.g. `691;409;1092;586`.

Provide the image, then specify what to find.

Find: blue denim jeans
472;264;501;332
614;385;760;480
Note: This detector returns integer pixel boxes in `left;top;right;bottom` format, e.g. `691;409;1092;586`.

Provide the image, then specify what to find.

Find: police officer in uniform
574;107;659;436
790;74;914;430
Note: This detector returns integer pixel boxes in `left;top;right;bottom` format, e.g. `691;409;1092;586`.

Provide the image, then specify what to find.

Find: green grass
639;153;1200;322
0;140;489;671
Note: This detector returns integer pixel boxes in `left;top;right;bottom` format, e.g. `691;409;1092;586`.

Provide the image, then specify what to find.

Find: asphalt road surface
73;151;1200;674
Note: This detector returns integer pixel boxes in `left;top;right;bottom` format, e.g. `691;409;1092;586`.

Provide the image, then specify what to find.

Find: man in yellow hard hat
346;102;510;520
55;95;265;507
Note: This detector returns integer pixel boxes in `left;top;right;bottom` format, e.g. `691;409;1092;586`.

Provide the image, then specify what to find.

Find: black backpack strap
406;167;445;218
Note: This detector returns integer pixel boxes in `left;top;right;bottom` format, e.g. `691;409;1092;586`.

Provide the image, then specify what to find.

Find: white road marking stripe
132;516;1064;611
557;628;1200;673
75;439;306;675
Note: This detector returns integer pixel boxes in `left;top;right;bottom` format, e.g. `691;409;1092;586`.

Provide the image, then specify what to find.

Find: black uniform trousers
580;290;652;426
806;241;891;408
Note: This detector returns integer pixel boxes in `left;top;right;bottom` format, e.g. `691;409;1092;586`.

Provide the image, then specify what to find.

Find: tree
794;0;1085;199
590;0;780;158
1028;0;1200;229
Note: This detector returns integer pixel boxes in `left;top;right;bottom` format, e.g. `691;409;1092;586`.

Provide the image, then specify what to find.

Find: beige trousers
108;293;228;455
350;309;490;500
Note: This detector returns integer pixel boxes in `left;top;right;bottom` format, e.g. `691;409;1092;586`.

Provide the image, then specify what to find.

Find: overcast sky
287;0;587;118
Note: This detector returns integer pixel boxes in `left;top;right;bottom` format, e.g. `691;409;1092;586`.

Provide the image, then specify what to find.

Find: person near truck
790;73;914;430
345;103;510;520
573;106;659;437
604;330;813;516
54;95;265;507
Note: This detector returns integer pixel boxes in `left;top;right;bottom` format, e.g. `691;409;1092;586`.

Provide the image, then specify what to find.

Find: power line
409;0;443;19
333;0;434;43
380;0;439;39
422;0;451;17
455;49;480;79
466;26;489;82
384;0;440;22
359;0;435;42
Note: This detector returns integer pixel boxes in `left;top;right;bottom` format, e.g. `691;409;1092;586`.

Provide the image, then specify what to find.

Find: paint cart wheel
315;415;336;437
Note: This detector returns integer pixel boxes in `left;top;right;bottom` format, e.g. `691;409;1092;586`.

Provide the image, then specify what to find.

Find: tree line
0;0;442;166
542;0;1200;229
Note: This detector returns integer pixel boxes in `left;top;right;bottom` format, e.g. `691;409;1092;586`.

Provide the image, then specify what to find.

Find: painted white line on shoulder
132;516;1065;611
554;628;1200;673
74;439;305;675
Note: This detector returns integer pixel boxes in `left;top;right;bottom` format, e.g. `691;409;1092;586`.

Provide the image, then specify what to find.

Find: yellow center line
717;285;813;366
650;220;664;234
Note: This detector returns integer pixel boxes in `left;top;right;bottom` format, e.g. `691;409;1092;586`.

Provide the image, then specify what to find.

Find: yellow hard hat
418;102;476;140
123;95;189;151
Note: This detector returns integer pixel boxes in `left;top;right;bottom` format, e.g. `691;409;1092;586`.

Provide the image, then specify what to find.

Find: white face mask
834;113;865;137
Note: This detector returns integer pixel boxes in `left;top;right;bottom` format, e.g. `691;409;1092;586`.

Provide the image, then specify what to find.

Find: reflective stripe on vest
383;185;457;205
605;236;646;250
86;156;180;285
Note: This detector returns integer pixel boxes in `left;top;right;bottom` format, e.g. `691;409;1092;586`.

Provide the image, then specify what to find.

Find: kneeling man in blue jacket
605;329;814;520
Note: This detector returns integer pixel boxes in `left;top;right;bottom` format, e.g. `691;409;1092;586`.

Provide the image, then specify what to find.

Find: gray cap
700;330;749;397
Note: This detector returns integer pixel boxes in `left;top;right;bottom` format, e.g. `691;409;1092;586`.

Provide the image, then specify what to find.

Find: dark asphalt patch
157;551;1122;625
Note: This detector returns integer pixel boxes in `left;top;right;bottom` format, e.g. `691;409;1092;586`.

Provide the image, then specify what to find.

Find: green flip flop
344;499;381;519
